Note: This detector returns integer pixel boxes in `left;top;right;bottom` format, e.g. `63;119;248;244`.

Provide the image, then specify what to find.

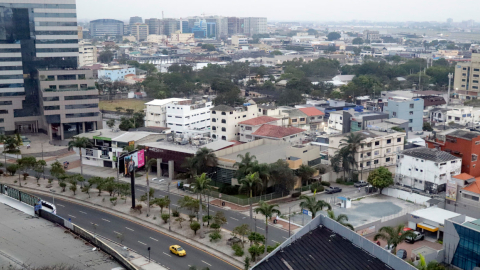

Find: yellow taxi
169;245;186;256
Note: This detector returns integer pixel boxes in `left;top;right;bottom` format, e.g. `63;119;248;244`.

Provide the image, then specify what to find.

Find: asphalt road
38;194;240;270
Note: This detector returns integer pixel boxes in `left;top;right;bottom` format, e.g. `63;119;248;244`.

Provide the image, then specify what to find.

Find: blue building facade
207;22;216;38
192;20;207;38
180;20;191;33
445;216;480;270
384;98;424;132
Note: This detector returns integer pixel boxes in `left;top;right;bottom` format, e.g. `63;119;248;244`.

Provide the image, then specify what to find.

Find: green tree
59;181;67;192
161;49;168;55
50;161;65;181
254;201;281;254
374;224;416;254
269;159;295;193
68;137;93;176
327;32;341;41
154;196;171;214
191;173;211;235
106;119;116;130
201;44;216;51
251;163;270;195
248;232;265;246
145;158;157;215
82;183;92;198
352;37;364;44
69;180;77;195
239;172;262;219
98;50;114;63
34;160;47;183
161;213;170;223
367;166;394;194
119;117;134;131
423;122;433;131
297;164;316;185
299;195;331;219
307;29;318;36
248;244;264;262
327;210;354;230
193;147;218;174
6;164;18;176
233;224;250;247
338;132;365;180
416;254;445;270
190;221;201;235
270;50;283;55
213;211;227;227
3;135;20;154
234;152;257;179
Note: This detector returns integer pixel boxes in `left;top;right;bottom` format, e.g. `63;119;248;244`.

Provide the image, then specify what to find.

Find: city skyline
77;0;479;23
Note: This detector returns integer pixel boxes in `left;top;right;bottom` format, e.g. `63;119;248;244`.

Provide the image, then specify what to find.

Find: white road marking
272;240;280;243
202;261;212;266
114;231;121;235
102;218;110;222
171;204;178;207
138;241;147;246
282;236;288;239
230;217;239;221
57;204;65;207
125;227;134;231
79;211;87;214
68;215;76;218
257;227;265;231
150;237;158;241
163;252;171;257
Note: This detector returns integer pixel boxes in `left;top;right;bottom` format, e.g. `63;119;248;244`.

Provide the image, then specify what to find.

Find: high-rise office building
90;19;124;38
207;22;216;39
162;18;179;37
131;23;149;41
243;17;267;35
145;18;163;35
129;16;143;25
180;20;191;33
0;0;102;138
192;20;207;38
454;53;480;100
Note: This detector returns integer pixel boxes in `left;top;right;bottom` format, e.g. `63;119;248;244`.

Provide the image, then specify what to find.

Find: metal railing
0;184;40;207
208;190;285;206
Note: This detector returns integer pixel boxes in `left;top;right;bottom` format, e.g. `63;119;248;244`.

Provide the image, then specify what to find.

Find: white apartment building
98;66;136;81
238;116;279;143
326;111;345;134
328;130;405;170
145;98;191;127
210;104;258;141
396;148;462;193
131;23;149;41
166;101;212;134
78;42;97;67
446;106;480;127
147;34;167;44
170;33;194;44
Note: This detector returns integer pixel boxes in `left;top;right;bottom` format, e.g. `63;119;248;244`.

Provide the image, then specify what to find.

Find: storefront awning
417;223;438;232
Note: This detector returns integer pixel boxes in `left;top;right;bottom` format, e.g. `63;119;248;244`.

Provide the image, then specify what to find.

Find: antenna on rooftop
162;11;164;20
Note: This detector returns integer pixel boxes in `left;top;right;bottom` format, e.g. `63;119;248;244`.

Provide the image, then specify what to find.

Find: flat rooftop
76;129;127;140
410;206;475;226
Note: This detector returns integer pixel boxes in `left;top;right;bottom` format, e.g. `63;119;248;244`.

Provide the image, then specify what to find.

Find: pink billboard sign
137;149;145;168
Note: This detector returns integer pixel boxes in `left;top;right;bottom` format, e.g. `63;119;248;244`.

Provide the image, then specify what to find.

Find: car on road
169;245;186;256
354;181;368;188
325;187;342;194
405;231;425;243
396;249;407;259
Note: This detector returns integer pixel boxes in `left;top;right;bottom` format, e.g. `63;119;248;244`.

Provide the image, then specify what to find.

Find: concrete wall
383;188;432;206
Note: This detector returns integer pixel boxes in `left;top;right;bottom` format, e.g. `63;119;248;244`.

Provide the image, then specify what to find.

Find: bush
210;223;220;230
172;209;180;217
310;182;324;193
232;243;244;256
110;197;117;206
291;191;301;198
48;178;53;183
318;167;326;174
161;213;170;223
190;221;200;235
219;184;239;195
6;164;17;176
179;182;184;189
209;231;222;242
320;181;331;187
267;243;280;253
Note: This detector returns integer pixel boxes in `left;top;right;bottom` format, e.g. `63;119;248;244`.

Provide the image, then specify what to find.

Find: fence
380;204;425;222
383;187;432;206
1;185;138;270
208;190;285;206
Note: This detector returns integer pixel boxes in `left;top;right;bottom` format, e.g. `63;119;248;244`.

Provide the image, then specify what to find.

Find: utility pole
288;206;292;237
168;182;171;231
447;73;453;106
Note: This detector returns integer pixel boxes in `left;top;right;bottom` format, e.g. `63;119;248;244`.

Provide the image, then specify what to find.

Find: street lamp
447;73;453;106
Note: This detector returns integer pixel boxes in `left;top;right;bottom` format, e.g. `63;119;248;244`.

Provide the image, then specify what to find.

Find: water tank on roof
243;103;251;106
354;105;364;111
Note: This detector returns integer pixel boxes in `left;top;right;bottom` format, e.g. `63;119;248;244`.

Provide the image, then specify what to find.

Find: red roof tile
252;124;305;138
239;116;278;126
298;107;325;117
464;177;480;194
453;173;474;181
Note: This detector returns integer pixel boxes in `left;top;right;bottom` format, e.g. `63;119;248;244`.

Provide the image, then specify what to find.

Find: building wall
453;53;480;99
211;104;258;141
384;98;424;131
395;155;461;192
131;24;149;41
78;43;97;67
98;67;136;81
90;19;124;37
166;102;212;134
444;217;480;270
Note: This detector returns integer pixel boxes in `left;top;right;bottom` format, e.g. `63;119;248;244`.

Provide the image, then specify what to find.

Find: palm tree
194;147;218;174
179;156;198;181
373;224;417;254
299;195;331;219
254;201;281;254
252;163;270;195
234;152;257;179
339;132;365;180
67;137;93;176
145;158;157;216
327;210;354;230
191;173;211;235
297;164;316;186
239;172;262;219
3;135;20;154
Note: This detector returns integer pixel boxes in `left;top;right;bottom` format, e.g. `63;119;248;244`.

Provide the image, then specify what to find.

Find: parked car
326;187;342;194
396;249;407;259
405;231;425;243
384;244;394;253
354;181;368;187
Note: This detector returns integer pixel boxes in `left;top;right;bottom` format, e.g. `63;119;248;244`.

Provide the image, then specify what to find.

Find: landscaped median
0;174;246;269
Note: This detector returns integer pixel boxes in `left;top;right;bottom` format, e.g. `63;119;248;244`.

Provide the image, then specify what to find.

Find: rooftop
145;98;189;106
453;173;474;181
410;206;474;226
253;225;391;270
239;116;278;126
401;147;460;162
211;104;235;112
463;177;480;194
144;140;234;154
252;124;305;138
447;130;480;140
75;129;127;140
220;142;292;164
113;131;159;143
463;218;480;232
298;107;325;116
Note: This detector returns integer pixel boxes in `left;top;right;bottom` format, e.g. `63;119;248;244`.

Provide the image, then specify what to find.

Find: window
473;154;478;162
212;118;216;122
476;141;480;145
44;106;59;110
420;170;423;172
175;116;181;118
374;160;379;164
243;115;247;118
387;139;391;144
386;157;391;162
452;160;456;163
212;134;217;139
448;116;452;120
221;119;226;124
245;126;252;131
221;136;226;140
65;104;98;109
375;141;380;146
409;111;413;115
397;138;401;143
300;118;305;121
212;126;216;130
221;127;226;132
212;111;216;114
455;117;460;121
221;112;226;115
374;150;379;155
292;119;297;123
43;97;59;102
409;104;414;108
367;143;372;147
66;112;99;118
246;135;252;139
366;161;371;166
386;148;391;153
393;112;397;117
366;152;371;157
416;168;418;171
409;119;413;123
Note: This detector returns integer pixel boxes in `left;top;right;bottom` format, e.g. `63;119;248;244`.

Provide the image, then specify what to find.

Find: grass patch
232;194;249;200
99;99;148;112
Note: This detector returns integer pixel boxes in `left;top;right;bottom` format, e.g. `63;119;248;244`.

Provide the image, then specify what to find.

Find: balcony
44;87;96;92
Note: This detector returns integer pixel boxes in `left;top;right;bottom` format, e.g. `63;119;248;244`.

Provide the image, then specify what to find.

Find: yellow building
453;53;480;100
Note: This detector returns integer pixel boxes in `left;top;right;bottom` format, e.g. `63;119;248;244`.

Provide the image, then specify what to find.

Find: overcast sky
77;0;478;22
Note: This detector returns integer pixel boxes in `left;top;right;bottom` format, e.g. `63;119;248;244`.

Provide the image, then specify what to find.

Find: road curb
15;185;245;269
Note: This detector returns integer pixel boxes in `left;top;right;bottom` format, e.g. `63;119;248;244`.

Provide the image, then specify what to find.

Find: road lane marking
102;218;111;222
25;191;242;270
163;252;171;257
150;237;158;241
282;236;288;239
272;240;280;243
230;217;239;221
114;231;121;234
125;227;134;231
57;204;65;207
171;204;178;207
68;215;76;218
257;227;265;231
79;211;87;214
138;241;147;245
202;261;212;266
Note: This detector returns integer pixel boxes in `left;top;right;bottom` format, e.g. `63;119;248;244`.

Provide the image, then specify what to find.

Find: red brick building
426;130;480;177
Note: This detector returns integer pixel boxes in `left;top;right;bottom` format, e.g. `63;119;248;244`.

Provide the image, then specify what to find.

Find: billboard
123;149;145;174
446;180;457;201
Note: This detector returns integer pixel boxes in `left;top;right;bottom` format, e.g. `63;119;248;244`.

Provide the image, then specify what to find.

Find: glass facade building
90;19;124;38
452;223;480;270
